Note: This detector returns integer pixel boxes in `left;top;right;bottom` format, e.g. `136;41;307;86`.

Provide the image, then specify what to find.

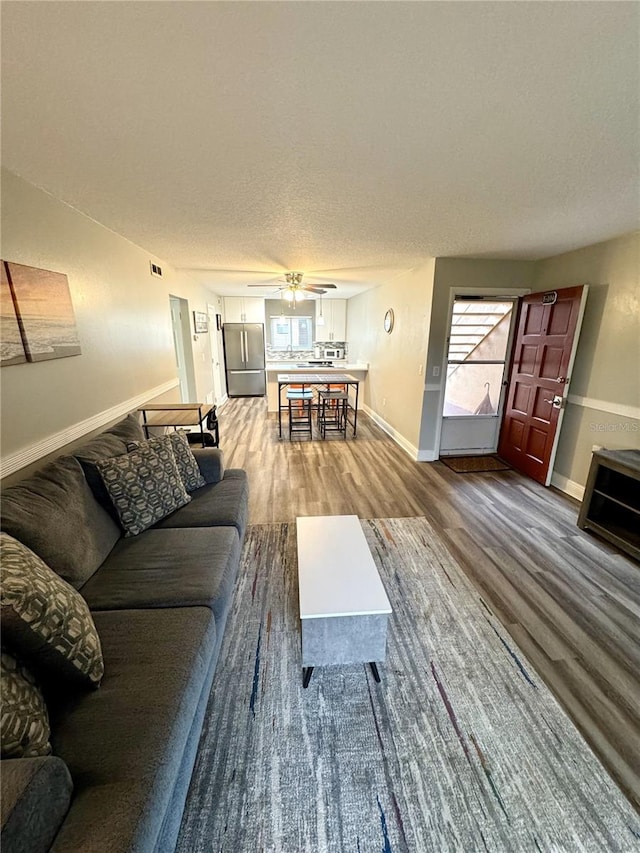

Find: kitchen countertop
266;362;368;372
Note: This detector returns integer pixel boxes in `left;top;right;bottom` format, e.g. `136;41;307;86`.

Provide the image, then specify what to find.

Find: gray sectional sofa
0;414;249;852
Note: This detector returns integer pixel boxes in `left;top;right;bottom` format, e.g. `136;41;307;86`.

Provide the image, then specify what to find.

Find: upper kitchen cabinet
224;297;265;324
316;299;347;341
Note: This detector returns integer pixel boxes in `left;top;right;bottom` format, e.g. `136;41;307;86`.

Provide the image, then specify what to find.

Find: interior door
498;285;588;485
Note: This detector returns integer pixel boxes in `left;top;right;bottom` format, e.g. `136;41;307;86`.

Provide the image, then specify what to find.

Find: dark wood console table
577;449;640;561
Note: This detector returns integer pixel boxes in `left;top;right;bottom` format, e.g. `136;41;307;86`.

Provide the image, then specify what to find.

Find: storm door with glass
439;297;516;455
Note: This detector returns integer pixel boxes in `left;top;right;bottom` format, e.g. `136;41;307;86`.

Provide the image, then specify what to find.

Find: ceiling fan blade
308;282;337;288
302;286;327;294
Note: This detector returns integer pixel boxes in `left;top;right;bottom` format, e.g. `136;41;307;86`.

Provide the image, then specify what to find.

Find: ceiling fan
247;271;337;301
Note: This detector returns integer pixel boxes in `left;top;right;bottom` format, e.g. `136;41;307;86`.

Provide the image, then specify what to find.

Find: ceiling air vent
150;262;163;278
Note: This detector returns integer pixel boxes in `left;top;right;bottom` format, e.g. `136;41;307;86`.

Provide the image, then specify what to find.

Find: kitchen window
270;315;313;351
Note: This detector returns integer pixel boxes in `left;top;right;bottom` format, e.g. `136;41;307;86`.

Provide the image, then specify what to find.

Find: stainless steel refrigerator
222;323;266;397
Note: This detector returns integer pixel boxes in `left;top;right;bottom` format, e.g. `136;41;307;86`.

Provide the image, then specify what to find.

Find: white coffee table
296;515;392;687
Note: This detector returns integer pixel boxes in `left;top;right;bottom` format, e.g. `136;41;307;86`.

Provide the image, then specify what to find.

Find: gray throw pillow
128;433;206;492
0;533;104;688
96;440;190;536
1;648;51;758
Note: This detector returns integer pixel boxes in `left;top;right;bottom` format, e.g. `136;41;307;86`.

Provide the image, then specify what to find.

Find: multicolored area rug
177;518;640;852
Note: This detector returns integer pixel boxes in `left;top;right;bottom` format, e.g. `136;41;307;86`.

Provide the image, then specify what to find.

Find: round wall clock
384;308;394;333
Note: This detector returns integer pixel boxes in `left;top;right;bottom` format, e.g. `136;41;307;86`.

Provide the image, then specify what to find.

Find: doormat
440;454;511;473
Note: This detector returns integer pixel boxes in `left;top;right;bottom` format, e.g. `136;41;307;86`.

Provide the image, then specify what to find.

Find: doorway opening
169;295;196;402
439;296;518;456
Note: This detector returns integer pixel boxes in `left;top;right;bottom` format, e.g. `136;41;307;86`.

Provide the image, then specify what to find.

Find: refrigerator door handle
240;330;245;364
243;330;249;364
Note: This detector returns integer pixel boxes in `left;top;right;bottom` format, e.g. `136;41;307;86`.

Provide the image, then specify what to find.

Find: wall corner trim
1;378;180;478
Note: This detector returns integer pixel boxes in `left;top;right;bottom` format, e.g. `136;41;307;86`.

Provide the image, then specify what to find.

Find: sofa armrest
191;448;225;484
1;756;73;853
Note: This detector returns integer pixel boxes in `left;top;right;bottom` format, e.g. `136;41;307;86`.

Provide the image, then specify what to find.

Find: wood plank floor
217;396;640;812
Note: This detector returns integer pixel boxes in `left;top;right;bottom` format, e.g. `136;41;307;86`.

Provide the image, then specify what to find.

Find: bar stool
318;388;348;439
287;386;313;439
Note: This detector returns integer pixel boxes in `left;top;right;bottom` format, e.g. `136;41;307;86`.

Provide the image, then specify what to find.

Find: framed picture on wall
193;311;208;333
1;261;27;365
5;261;81;362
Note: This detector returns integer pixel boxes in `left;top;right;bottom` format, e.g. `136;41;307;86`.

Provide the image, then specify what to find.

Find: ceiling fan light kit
246;271;338;299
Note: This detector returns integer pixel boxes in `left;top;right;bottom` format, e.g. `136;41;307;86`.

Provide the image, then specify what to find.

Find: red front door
498;285;587;485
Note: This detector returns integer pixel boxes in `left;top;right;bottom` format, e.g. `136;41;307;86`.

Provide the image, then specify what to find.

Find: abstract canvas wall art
5;262;81;362
0;262;27;365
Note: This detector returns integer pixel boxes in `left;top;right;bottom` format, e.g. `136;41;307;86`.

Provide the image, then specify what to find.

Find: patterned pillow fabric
0;533;104;688
128;432;206;492
1;648;52;758
96;439;190;536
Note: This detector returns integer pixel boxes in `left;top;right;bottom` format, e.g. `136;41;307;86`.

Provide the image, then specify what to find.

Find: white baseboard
362;404;429;461
1;379;180;478
550;472;585;501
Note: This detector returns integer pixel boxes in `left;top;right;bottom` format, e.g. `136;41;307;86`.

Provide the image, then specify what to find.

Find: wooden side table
137;403;213;447
577;449;640;561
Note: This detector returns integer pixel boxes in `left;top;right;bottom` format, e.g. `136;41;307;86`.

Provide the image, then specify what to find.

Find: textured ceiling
1;1;638;297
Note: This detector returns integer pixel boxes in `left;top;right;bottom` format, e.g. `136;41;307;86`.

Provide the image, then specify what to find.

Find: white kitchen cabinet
315;299;347;341
223;297;265;323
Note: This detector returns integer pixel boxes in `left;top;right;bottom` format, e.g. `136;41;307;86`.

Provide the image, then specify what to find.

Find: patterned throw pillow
96;439;190;536
128;433;205;492
1;648;51;758
0;533;104;688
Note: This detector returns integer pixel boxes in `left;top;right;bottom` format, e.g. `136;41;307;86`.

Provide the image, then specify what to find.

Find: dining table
276;373;360;439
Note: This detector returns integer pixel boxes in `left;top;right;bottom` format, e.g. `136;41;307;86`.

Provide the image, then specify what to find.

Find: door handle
243;330;249;363
544;395;564;409
240;333;245;363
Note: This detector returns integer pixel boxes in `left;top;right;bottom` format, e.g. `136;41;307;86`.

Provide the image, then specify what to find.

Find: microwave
322;347;344;360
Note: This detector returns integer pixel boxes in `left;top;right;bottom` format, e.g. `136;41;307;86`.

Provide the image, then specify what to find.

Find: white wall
0;168;218;477
347;260;435;452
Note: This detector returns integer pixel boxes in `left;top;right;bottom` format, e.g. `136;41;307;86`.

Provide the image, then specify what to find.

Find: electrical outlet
432;366;440;377
418;364;423;375
382;397;386;407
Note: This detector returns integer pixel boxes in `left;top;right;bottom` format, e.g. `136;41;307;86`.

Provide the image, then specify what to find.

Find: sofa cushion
79;527;240;620
191;446;225;484
153;469;249;539
128;432;206;492
103;412;146;444
1;649;51;758
47;607;217;853
0;456;120;588
1;534;104;688
95;441;190;537
1;756;73;853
